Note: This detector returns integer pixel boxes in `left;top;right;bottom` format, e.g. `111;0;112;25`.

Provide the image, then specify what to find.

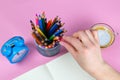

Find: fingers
85;30;95;44
60;30;100;56
92;30;99;44
73;31;93;47
62;36;83;51
60;41;76;55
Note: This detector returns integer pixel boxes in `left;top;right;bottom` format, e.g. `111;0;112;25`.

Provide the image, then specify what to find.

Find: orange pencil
31;32;42;45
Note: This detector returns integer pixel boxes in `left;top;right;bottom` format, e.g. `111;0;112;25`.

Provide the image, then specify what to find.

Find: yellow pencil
35;26;47;39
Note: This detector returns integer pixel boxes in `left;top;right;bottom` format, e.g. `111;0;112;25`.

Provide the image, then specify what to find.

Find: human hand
60;30;120;80
60;30;106;73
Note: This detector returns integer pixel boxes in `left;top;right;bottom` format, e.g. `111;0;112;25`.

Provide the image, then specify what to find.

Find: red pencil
46;19;52;31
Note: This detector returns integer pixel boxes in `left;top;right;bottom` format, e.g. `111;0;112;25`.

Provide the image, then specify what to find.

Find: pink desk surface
0;0;120;80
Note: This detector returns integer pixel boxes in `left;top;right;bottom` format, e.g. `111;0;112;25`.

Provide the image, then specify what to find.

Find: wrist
87;62;108;79
88;62;120;80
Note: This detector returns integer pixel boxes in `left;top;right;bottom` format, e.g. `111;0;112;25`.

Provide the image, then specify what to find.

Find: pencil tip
36;14;38;17
30;20;32;23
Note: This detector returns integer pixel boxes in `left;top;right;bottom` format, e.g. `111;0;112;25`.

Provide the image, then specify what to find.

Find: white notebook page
13;52;96;80
13;65;53;80
46;53;95;80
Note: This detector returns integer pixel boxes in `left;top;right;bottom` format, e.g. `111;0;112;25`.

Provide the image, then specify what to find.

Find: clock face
11;49;27;63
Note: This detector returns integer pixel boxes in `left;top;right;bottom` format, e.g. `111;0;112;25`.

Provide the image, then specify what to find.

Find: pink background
0;0;120;79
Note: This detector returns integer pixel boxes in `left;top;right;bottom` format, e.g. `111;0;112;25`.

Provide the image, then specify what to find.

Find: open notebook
13;52;95;80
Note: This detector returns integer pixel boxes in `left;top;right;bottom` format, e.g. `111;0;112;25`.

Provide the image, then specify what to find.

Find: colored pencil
30;12;66;48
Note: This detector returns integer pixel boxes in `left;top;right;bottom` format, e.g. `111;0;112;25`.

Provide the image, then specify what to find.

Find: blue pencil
38;19;44;33
48;22;60;36
49;29;64;40
54;29;63;36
